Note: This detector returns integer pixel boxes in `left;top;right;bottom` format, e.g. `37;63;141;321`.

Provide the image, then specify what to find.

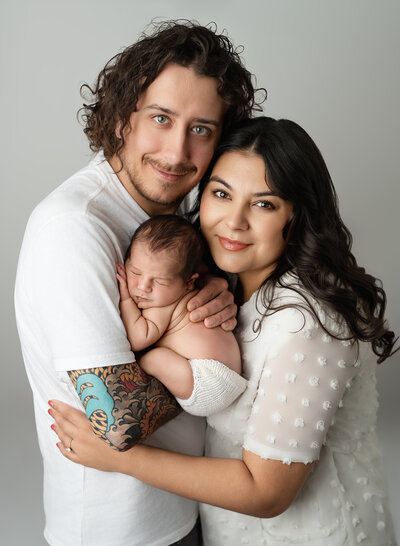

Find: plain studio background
1;1;399;543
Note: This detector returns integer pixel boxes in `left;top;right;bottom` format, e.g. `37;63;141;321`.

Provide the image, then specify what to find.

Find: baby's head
125;215;204;308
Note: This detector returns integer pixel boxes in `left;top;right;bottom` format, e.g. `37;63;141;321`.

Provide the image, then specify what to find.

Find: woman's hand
187;275;237;331
49;400;123;472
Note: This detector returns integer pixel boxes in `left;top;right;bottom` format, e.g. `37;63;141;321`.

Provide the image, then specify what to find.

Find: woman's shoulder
240;272;349;338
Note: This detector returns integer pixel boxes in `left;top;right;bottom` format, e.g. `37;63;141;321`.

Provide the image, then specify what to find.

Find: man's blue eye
193;126;209;136
154;115;168;124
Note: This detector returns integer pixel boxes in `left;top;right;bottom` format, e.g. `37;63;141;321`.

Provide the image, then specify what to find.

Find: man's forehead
135;63;225;121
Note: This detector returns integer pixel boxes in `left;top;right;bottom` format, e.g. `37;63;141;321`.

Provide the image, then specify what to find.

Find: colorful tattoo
68;363;181;451
76;374;115;431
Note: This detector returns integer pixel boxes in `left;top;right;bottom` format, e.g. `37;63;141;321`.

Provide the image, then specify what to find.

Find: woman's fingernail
56;442;61;449
48;408;53;416
51;424;55;431
48;400;54;407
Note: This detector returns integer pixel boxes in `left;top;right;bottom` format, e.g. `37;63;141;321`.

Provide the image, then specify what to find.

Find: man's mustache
144;156;197;176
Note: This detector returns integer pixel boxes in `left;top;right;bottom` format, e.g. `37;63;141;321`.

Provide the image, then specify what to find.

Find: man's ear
185;273;199;291
115;120;122;139
116;114;135;139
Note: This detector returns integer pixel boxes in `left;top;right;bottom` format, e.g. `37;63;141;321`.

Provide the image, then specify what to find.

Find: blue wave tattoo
76;373;115;431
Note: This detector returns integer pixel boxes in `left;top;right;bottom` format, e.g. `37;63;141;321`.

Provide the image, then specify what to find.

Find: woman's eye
192;126;210;136
154;115;169;124
255;200;275;210
213;189;229;199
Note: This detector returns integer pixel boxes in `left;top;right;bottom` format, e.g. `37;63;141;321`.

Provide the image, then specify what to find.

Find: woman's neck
238;266;276;303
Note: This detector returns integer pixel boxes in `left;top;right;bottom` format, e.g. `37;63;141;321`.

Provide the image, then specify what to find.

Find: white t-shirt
200;277;395;545
15;153;205;546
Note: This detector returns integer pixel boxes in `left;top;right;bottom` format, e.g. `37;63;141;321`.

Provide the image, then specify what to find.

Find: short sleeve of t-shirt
243;306;359;464
23;212;134;371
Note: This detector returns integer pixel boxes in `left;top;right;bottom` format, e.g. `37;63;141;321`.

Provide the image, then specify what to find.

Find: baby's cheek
127;280;136;295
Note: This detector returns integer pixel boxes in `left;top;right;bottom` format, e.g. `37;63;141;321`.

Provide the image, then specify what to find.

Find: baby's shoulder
168;289;198;328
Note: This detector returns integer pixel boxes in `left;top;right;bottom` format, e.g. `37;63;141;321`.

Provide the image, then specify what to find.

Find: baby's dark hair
125;215;204;282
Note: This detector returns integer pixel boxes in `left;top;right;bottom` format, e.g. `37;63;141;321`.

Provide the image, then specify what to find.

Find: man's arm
25;214;181;451
67;362;181;451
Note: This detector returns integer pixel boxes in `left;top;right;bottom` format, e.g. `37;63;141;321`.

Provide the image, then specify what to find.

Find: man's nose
163;126;190;166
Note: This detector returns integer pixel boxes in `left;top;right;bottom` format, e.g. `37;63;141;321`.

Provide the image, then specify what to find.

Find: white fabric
15;152;205;546
201;275;395;545
176;358;247;416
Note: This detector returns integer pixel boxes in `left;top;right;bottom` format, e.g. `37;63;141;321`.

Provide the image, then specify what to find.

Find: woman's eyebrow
208;175;231;188
208;176;277;197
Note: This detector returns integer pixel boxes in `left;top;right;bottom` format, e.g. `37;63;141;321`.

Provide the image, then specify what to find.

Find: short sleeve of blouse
242;305;359;464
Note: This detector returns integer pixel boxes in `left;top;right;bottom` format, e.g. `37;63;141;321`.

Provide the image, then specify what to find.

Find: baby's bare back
156;290;241;374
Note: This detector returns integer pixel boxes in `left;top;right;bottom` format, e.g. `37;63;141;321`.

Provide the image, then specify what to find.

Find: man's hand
187;276;237;331
116;263;131;302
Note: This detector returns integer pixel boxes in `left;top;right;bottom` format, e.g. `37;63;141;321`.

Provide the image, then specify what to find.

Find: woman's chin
213;260;240;274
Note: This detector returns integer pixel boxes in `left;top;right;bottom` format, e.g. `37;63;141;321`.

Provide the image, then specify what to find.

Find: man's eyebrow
208;176;276;196
145;104;220;127
145;104;175;115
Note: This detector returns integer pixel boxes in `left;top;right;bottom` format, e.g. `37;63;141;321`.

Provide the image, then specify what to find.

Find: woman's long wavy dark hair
197;116;397;363
78;19;265;160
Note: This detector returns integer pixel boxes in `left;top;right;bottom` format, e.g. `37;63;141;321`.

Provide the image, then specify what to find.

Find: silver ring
66;439;73;453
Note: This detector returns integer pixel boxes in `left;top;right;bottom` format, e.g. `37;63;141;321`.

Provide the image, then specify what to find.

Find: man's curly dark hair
79;19;265;160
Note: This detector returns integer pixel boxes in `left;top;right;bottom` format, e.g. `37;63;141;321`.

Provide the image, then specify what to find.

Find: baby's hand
116;263;131;302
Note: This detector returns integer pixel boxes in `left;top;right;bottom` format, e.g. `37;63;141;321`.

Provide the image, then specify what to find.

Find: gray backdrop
2;0;399;544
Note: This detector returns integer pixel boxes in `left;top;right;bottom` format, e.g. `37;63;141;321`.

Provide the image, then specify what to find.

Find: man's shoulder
25;153;132;244
32;156;108;219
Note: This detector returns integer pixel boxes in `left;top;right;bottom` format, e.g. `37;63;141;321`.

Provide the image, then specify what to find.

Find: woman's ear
185;273;199;291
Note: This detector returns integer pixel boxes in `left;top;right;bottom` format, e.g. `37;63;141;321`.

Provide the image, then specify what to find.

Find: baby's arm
116;264;172;351
139;347;194;399
139;344;247;417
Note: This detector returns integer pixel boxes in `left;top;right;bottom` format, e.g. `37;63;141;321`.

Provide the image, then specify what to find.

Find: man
15;20;260;546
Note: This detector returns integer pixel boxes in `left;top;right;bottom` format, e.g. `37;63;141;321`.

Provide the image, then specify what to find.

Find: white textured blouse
200;277;395;545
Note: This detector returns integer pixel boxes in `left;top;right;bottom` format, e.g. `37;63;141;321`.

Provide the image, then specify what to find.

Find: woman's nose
225;206;249;231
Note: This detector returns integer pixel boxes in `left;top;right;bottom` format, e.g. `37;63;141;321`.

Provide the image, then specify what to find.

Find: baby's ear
185;273;199;291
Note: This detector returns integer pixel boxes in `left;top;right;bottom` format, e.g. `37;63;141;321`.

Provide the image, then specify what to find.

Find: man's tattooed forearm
68;363;181;451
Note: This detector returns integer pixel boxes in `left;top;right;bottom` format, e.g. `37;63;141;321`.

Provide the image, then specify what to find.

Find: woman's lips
218;236;250;251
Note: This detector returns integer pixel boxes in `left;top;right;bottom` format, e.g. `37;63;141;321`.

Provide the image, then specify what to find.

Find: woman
50;117;397;545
